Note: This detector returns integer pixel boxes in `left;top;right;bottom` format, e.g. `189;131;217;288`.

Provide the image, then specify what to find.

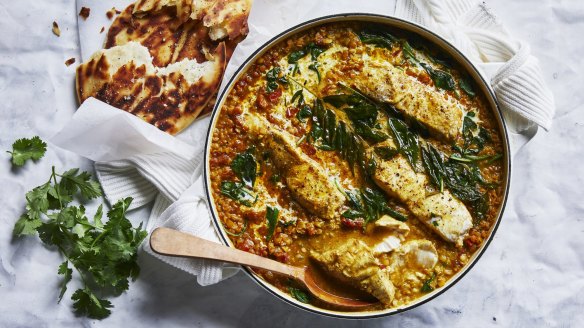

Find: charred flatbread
76;41;226;134
76;0;252;134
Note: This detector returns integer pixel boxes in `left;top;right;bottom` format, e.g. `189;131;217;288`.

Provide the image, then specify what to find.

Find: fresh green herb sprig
13;166;147;319
8;136;47;166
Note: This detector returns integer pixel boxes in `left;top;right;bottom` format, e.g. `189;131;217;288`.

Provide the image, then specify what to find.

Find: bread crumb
106;7;118;19
52;21;61;37
79;7;90;20
65;58;76;66
100;26;105;34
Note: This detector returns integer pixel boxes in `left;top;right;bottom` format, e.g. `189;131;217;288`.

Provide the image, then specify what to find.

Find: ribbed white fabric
395;0;556;132
60;0;556;287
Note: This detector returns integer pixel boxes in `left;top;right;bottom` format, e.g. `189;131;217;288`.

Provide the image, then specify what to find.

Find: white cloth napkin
53;0;555;286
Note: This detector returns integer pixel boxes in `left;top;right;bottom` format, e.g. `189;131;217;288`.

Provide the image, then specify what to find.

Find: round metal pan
204;14;511;319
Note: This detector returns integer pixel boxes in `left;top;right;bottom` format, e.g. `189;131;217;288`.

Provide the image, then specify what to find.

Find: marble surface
1;0;583;327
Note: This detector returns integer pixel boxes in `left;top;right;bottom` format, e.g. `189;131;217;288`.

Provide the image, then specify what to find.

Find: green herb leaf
353;121;388;143
357;28;397;49
402;40;418;65
220;181;257;207
420;63;456;91
288;49;307;64
388;118;420;171
375;146;399;160
421;273;436;293
58;261;73;302
72;288;113;319
289;286;311;303
8;136;47;166
265;67;287;93
291;90;304;106
296;105;312;122
459;77;476;97
13;214;42;237
231;147;258;189
59;169;102;200
266;206;279;241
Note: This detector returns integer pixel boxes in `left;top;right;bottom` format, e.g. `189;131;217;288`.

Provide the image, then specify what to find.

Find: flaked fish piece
371;141;472;246
310;239;395;305
353;57;464;141
373;215;411;253
389;240;438;272
244;113;345;220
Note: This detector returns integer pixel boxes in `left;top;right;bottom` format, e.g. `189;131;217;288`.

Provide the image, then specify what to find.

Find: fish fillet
310;239;395;305
353;57;464;141
244;113;345;220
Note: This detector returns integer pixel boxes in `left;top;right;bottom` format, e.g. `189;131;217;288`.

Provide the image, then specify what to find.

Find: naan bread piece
76;41;226;134
106;4;217;68
133;0;192;24
191;0;252;41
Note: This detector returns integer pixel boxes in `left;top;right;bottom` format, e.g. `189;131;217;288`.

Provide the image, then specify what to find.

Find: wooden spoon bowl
150;227;378;309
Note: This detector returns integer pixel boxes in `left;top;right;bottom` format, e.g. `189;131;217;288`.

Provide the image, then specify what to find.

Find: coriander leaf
58;261;73;302
420;63;456;91
220;181;257;207
37;221;65;246
72;288;112;319
8;136;47;166
289;286;311;303
231;147;257;189
388;118;420;171
93;204;104;228
59;169;102;199
25;182;51;221
265;206;279;241
13;214;42;236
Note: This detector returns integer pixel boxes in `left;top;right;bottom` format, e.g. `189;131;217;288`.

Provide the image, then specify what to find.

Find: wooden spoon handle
150;227;304;280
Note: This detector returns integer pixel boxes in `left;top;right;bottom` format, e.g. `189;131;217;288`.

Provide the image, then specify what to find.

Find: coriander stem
51;166;63;210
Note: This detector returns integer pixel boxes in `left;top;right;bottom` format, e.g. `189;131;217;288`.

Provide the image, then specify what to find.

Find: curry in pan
209;22;505;311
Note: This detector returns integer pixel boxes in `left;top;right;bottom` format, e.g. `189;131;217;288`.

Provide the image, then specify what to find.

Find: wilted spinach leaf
265;206;279;241
231;147;257;189
388;118;420;170
265;67;288;93
420;63;456;91
357;28;397;49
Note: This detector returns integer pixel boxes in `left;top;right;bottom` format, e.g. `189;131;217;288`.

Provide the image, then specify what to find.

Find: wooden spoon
150;227;378;309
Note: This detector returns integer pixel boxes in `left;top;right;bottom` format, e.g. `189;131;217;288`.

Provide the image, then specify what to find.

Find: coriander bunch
13;167;147;319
